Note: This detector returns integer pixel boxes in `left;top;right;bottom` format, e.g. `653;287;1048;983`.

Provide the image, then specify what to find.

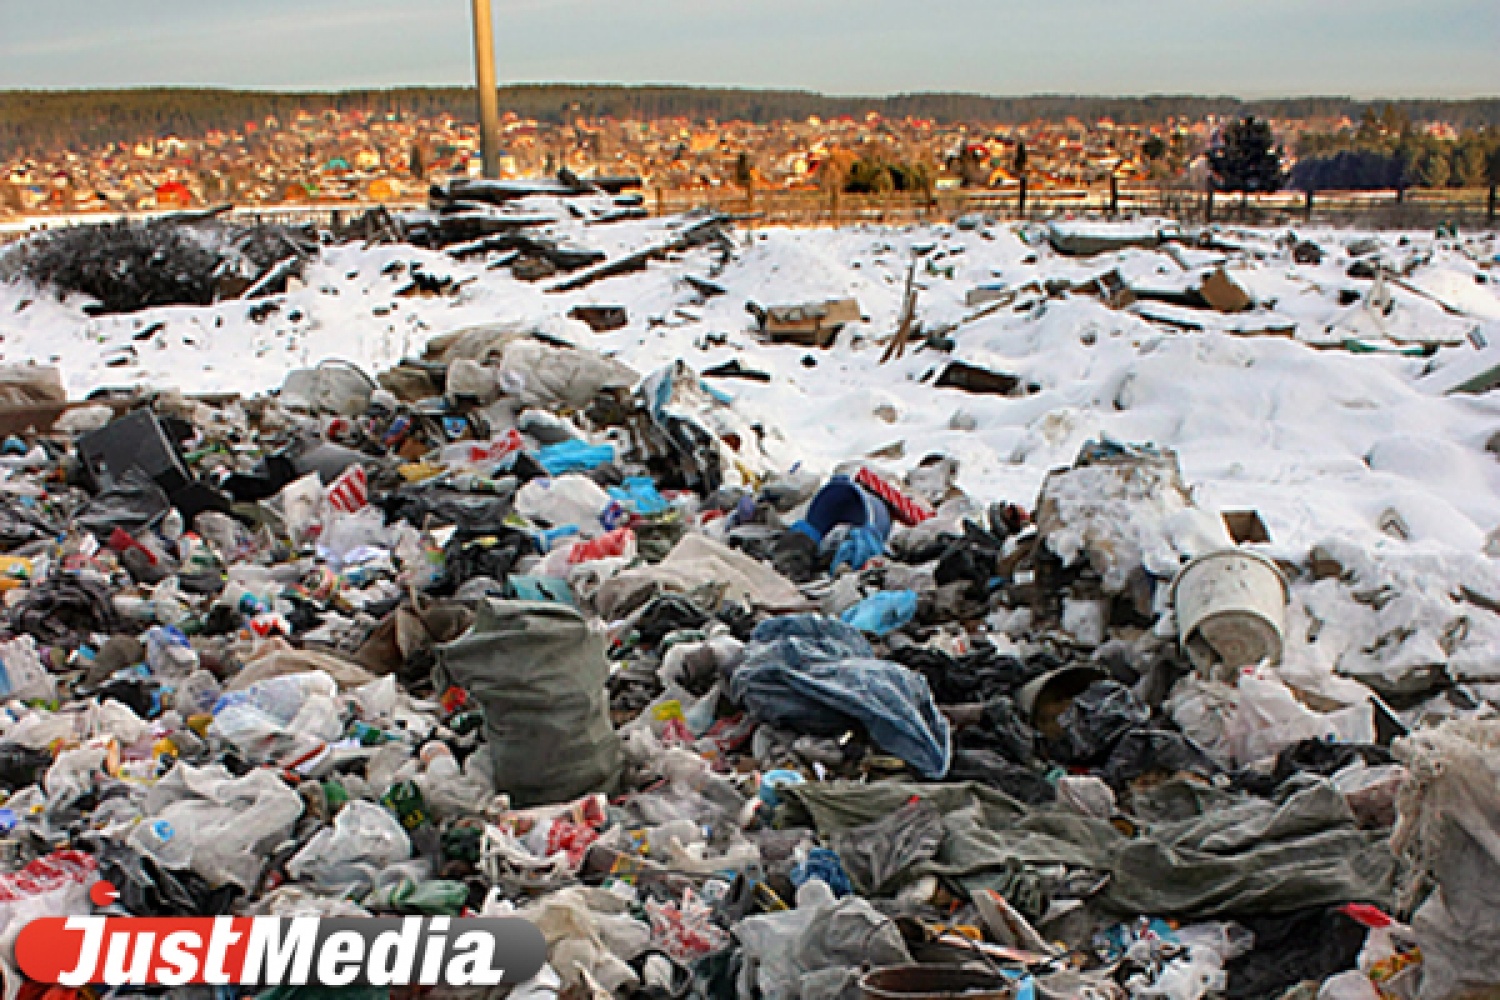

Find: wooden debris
548;213;730;293
881;260;921;364
750;298;863;349
569;305;629;333
934;361;1033;396
1199;267;1255;313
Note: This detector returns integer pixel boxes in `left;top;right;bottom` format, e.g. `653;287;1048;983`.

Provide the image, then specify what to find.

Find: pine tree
1454;134;1489;188
1207;116;1286;196
1412;145;1451;189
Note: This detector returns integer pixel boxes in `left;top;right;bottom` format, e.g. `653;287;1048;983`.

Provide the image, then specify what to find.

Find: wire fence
651;185;1500;232
4;187;1495;244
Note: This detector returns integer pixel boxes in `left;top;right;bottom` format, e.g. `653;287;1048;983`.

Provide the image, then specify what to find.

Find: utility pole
471;0;502;179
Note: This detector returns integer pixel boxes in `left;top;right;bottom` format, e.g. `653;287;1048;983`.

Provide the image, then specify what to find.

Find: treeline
1293;107;1500;192
4;86;1500;159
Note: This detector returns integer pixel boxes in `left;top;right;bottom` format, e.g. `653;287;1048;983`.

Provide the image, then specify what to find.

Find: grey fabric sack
435;598;621;807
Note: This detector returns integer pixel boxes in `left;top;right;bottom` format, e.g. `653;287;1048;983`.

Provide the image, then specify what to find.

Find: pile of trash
0;211;319;315
0;306;1489;1000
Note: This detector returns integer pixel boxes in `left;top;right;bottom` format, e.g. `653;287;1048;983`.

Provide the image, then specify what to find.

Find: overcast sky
1;0;1496;98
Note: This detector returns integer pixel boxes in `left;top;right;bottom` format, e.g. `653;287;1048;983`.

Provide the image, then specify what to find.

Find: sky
0;0;1496;98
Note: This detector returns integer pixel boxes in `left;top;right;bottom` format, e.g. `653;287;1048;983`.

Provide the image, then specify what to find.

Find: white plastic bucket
1170;549;1289;679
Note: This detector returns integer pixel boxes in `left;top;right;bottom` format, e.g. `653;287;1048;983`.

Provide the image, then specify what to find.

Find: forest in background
5;86;1500;158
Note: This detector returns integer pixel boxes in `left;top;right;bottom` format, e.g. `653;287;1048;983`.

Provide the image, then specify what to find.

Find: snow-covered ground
4;212;1500;703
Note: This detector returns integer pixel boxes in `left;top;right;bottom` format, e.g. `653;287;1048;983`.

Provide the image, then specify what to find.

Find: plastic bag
0;635;56;702
566;527;637;566
174;669;223;716
218;671;339;724
1319;971;1381;1000
730;615;951;780
1129;952;1227;1000
831;525;884;574
288;799;411;893
521;886;651;992
1229;669;1373;767
1055;680;1149;764
145;625;199;679
288;695;345;742
1166;677;1239;769
372;878;470;916
840;591;918;636
271;473;327;546
129;817;194;869
144;763;304;889
418;743;494;820
516;475;612;534
0;850;96;984
211;671;340;750
645;889;729;962
317;506;390;566
1055;775;1117;819
608;477;670;516
736;879;912;1000
536;440;616;476
735;881;836;1000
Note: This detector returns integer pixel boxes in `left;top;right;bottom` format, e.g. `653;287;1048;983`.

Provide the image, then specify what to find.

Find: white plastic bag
516;475;611;535
144;763;304;889
272;473;326;545
1229;668;1373;767
520;886;651;993
1166;677;1239;769
287;799;411;893
1318;971;1380;1000
317;506;390;565
0;636;56;702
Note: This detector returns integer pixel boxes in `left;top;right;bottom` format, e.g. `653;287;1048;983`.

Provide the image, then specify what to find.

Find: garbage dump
0;215;1495;1000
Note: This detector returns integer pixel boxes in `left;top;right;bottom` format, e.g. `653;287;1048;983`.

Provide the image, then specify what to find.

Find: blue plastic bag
791;847;853;897
841;591;919;636
535;439;616;475
606;476;670;516
507;575;575;605
730;615;951;779
832;525;885;573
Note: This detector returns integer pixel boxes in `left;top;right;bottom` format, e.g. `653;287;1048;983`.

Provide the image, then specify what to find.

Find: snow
3;213;1500;698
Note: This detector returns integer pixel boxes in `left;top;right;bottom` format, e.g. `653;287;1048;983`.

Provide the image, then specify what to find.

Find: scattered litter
0;211;1492;1000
